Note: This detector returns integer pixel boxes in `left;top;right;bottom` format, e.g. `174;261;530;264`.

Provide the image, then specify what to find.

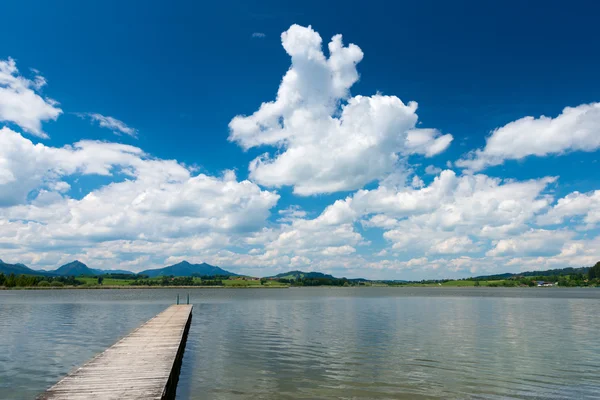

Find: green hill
474;266;590;281
50;261;134;276
0;260;50;276
51;260;98;276
267;270;338;280
94;269;136;275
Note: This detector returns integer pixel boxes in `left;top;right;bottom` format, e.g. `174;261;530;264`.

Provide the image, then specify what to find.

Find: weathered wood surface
38;304;193;400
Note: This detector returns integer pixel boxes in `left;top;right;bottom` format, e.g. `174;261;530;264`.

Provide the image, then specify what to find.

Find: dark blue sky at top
1;0;598;205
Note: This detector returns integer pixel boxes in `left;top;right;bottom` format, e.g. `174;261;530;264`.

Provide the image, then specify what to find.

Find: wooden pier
38;304;193;400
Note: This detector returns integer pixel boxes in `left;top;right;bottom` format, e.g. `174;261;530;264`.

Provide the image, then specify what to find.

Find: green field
395;280;508;287
6;273;587;290
79;277;136;286
441;280;507;287
223;279;287;287
8;276;516;288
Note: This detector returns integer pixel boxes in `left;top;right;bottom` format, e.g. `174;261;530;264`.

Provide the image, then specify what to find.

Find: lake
1;288;599;399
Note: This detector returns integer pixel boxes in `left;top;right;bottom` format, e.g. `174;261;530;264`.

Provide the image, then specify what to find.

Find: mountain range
0;259;237;277
138;261;237;277
0;258;593;281
0;259;54;276
52;260;135;276
0;261;333;280
0;259;134;277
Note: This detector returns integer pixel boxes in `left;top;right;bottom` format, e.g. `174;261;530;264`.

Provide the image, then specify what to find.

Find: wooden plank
38;304;193;400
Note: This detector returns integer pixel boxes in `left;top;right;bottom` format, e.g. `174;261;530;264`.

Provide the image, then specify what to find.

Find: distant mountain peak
0;260;43;276
173;260;191;266
53;260;95;276
60;260;87;268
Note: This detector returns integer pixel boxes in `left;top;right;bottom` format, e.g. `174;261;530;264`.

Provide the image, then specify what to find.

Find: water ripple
1;288;600;399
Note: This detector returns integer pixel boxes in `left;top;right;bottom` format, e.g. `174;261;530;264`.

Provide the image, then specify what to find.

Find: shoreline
0;285;290;290
1;285;596;291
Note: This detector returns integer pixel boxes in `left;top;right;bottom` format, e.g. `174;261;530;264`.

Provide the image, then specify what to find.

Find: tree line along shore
1;261;599;289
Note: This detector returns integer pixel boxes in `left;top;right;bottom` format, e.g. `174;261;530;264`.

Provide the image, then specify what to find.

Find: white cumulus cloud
457;103;600;171
0;129;280;271
229;24;452;195
537;190;600;228
319;170;556;255
486;229;574;257
425;165;442;175
0;127;143;206
0;58;62;138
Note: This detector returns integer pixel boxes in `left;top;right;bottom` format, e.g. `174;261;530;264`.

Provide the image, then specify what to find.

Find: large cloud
537;190;600;228
0;127;143;206
361;232;600;279
486;229;574;257
227;170;560;276
0;58;62;138
229;25;452;195
348;171;554;232
457;103;600;171
310;170;557;257
0;129;280;270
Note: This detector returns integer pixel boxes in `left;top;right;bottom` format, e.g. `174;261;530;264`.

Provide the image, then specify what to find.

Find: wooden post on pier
38;304;193;400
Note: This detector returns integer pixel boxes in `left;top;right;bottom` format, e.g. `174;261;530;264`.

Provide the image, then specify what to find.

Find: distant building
536;281;554;287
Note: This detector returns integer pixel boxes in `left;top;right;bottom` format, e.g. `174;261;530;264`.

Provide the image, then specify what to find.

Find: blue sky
0;0;599;279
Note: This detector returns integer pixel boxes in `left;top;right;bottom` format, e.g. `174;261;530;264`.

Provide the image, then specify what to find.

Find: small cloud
76;112;138;138
32;75;47;90
411;175;424;188
425;165;442;175
278;205;307;222
252;32;266;38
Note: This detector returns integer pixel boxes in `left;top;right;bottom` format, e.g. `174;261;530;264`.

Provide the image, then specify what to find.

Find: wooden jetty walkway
38;304;193;400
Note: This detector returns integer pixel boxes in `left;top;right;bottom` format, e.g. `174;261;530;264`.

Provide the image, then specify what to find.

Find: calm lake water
1;288;599;399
